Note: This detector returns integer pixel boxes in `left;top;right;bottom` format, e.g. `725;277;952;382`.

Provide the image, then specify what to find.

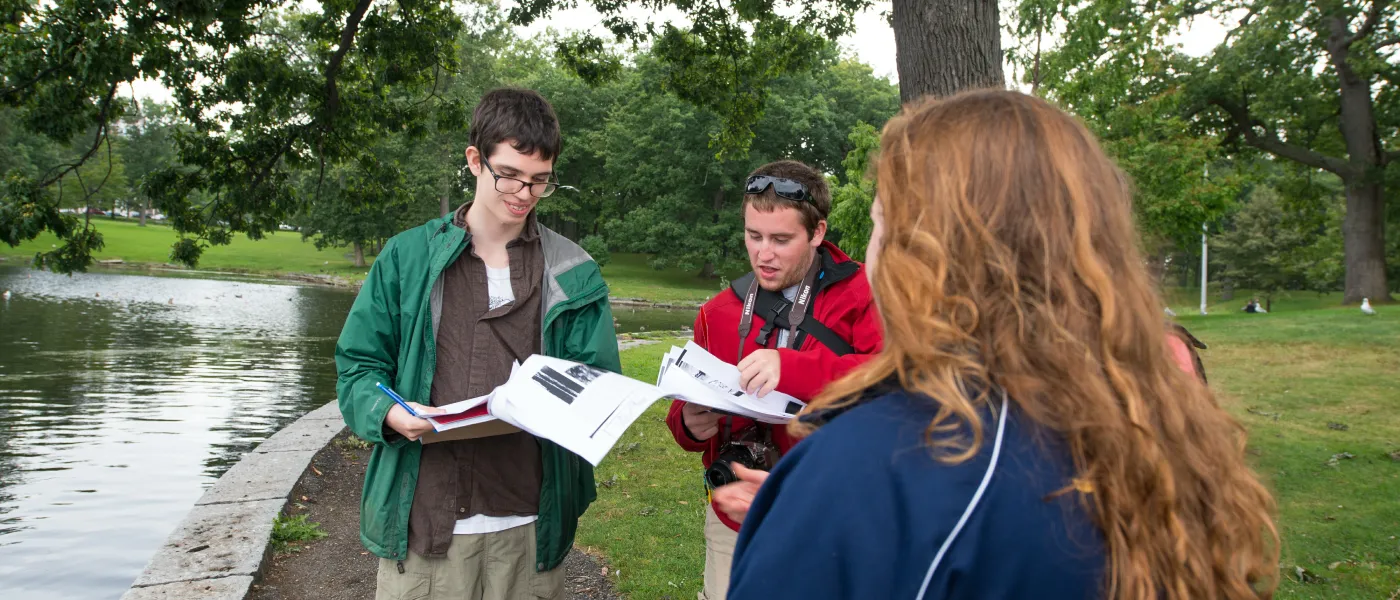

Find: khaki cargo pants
699;505;738;600
376;523;564;600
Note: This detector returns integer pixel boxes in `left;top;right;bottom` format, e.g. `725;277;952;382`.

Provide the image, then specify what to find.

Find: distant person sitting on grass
1243;297;1268;313
726;90;1279;600
335;87;619;600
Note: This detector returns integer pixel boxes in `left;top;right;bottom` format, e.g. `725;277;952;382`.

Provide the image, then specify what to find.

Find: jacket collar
451;202;540;243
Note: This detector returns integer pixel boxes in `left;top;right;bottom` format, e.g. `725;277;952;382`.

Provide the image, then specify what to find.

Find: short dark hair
469;88;562;162
742;160;831;237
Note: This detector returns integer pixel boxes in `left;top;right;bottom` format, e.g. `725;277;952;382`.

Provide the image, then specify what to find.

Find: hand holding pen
377;382;444;442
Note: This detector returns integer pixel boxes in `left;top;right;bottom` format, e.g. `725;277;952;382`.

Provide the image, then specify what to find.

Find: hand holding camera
712;464;770;524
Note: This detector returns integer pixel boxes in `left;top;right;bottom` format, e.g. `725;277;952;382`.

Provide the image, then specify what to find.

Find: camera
704;438;779;489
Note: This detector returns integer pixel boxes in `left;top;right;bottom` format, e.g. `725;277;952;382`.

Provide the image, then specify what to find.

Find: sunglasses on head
745;175;812;204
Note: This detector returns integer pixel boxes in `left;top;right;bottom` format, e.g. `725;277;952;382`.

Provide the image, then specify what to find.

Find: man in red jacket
665;160;882;600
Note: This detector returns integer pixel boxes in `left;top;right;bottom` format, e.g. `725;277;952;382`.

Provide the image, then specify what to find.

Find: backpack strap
729;272;856;356
1167;322;1209;385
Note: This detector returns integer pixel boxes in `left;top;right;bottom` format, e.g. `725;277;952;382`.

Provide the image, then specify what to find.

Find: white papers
489;357;664;465
657;342;805;423
473;344;806;466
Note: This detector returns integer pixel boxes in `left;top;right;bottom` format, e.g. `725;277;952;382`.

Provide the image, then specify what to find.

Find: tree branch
38;81;120;187
248;125;307;193
74;133;118;211
323;0;374;124
1346;0;1392;47
0;64;62;101
1209;96;1351;175
1224;3;1262;43
1374;35;1400;48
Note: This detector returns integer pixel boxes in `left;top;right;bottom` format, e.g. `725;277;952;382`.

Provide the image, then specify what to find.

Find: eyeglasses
745;175;811;203
480;158;559;198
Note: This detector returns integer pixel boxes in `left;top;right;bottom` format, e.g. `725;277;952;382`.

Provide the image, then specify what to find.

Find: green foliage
1214;185;1343;299
271;513;327;554
1;0;465;272
594;50;898;275
580;234;611;267
514;1;872;157
1;0;880;273
1013;0;1397;297
827;121;880;261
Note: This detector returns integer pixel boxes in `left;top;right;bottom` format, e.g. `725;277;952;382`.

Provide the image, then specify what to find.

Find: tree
4;0;1000;274
827;122;880;261
118;101;181;226
1214;185;1344;307
298;156;413;269
2;0;464;272
595;49;899;277
892;0;1004;101
512;1;872;156
1019;0;1396;302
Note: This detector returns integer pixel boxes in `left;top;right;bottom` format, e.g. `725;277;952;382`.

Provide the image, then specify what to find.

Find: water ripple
0;265;354;600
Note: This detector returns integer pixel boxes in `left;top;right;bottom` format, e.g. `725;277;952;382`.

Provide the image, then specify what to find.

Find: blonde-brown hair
797;90;1279;599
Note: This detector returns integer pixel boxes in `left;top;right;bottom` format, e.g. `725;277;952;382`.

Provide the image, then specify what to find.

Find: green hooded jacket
335;213;619;571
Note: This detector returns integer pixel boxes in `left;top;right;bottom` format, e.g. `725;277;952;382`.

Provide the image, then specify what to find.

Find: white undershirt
777;284;799;348
453;263;535;536
485;264;514;311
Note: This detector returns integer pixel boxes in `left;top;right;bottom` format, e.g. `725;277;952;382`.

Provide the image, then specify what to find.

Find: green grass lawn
600;254;740;305
597;307;1400;599
578;339;709;599
0;218;370;278
0;219;733;301
1178;306;1399;599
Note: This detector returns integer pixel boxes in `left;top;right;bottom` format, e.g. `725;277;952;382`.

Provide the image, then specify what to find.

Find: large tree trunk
439;182;451;217
891;0;1004;103
1342;182;1389;302
1326;15;1392;302
139;197;149;227
352;241;366;268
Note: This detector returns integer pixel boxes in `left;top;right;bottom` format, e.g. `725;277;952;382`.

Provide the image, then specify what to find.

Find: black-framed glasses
745;175;811;203
480;158;559;198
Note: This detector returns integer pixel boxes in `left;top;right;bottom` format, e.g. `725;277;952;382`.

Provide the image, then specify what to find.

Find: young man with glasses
336;87;619;600
665;160;883;600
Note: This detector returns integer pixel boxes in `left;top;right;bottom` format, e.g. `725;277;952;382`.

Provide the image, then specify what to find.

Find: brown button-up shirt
408;204;545;556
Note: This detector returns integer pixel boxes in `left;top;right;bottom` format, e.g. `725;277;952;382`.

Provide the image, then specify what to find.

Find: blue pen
376;382;425;418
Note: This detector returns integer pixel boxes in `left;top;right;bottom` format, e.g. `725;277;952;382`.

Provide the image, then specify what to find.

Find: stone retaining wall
121;401;345;600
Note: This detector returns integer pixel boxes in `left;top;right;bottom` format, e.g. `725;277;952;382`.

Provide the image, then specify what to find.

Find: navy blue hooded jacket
728;390;1105;600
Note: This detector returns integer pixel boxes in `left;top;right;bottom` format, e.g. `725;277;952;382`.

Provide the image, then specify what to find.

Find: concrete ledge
122;400;345;600
129;499;283;586
123;576;257;599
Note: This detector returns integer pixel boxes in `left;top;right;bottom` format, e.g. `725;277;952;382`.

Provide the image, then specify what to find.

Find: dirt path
249;431;620;600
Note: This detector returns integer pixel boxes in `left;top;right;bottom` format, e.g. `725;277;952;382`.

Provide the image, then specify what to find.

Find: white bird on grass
1361;298;1377;316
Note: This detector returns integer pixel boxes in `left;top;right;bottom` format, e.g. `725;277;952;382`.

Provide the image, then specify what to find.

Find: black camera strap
737;257;822;358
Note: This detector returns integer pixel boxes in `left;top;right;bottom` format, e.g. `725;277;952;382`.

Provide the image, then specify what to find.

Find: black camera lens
705;462;739;489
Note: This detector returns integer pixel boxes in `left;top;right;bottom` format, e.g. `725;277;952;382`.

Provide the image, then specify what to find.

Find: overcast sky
128;3;1235;103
